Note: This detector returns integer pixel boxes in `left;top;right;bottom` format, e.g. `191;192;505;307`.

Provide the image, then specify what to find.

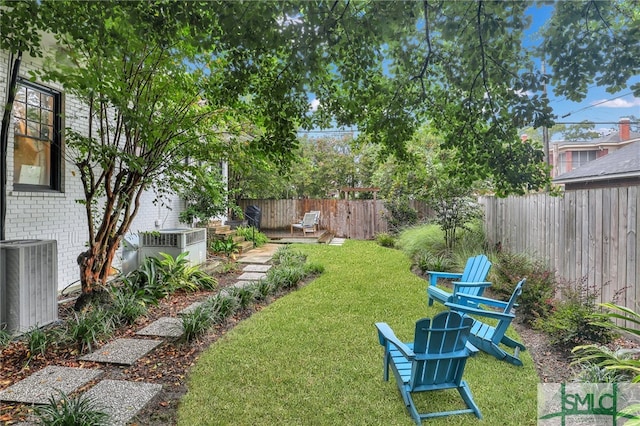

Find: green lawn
178;240;538;425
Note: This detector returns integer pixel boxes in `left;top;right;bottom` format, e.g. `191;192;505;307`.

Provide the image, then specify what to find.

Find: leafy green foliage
382;197;419;234
177;166;228;226
414;250;454;276
0;327;12;348
571;302;640;383
542;0;640;101
33;390;109;426
154;252;217;292
108;287;148;326
572;345;638;383
24;325;52;359
210;237;241;259
271;246;307;267
65;307;115;353
395;224;447;259
538;277;615;347
374;232;396;248
234;226;269;247
226;287;256;310
491;251;556;325
181;304;216;343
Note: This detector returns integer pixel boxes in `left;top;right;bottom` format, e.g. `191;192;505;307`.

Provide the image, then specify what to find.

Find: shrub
272;246;307;267
234;226;269;247
413;249;453;275
538;277;616;347
382;197;418;234
266;266;306;290
181;304;216;342
492;251;556;325
24;325;52;359
570;302;640;383
250;279;273;301
226;286;256;309
396;224;447;259
33;390;109;426
375;232;396;248
66;306;115;353
571;345;637;383
210;236;240;259
109;287;148;325
206;293;239;320
122;257;170;304
155;252;217;292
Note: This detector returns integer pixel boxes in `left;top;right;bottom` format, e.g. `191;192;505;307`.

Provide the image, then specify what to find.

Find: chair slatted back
410;312;473;388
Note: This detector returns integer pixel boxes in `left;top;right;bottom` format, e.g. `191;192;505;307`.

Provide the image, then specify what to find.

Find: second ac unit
138;228;207;266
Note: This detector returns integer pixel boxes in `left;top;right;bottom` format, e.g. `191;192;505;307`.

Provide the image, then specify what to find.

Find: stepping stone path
0;240;344;424
0;366;103;404
79;338;162;365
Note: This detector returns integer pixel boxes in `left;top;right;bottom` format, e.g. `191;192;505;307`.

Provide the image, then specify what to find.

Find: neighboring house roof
552;131;640;149
553;141;640;185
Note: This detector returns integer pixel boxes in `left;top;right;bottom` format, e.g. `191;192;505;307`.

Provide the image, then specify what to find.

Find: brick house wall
1;48;185;292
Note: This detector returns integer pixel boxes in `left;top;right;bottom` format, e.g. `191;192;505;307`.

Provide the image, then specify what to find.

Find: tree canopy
1;0;638;296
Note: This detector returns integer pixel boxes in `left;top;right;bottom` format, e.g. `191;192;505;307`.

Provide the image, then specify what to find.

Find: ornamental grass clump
33;391;109;426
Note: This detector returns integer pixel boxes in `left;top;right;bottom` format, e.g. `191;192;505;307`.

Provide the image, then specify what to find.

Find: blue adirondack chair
375;311;482;424
445;278;527;366
426;254;492;307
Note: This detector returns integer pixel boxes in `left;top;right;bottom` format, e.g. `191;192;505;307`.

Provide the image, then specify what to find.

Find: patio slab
237;255;272;264
136;317;184;338
242;264;272;272
83;380;162;426
237;271;267;281
0;366;103;404
178;300;204;315
79;338;162;365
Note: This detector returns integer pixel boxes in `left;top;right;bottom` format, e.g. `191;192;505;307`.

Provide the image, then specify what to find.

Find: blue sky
527;4;640;132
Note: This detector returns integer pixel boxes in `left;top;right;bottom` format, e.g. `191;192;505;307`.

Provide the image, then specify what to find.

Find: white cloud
309;99;320;112
592;97;640;108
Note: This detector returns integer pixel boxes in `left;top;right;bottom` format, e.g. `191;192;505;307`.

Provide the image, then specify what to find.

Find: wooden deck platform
262;229;333;244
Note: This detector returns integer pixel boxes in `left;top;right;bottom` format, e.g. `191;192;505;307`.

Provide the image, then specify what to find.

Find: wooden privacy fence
480;186;640;310
238;199;432;240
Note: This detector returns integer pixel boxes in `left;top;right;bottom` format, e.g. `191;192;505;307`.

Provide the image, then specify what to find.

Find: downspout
0;51;22;240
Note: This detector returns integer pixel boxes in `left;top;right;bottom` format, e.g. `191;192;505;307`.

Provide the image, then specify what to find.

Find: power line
560;92;634;118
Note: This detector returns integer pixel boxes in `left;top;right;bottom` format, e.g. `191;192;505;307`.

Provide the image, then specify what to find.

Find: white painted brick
2;48;189;291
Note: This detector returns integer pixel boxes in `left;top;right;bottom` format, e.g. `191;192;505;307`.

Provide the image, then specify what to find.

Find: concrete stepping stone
237;271;267;281
83;379;162;426
243;264;272;272
0;366;102;404
136;317;184;338
329;237;346;246
79;338;161;365
237;255;272;264
179;300;204;315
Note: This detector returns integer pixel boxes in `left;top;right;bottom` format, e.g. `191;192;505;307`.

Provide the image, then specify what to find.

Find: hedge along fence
481;186;640;313
237;199;433;240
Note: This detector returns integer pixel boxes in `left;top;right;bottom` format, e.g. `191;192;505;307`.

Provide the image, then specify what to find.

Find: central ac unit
138;228;207;266
0;239;58;333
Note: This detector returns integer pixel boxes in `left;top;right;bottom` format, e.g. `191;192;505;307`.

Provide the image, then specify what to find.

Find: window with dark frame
12;79;62;191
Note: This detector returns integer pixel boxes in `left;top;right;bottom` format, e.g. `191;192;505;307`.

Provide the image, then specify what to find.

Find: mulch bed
1;265;636;425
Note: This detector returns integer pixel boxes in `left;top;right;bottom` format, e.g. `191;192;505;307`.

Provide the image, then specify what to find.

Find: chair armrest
374;322;415;360
426;271;463;287
454;293;509;309
452;281;492;292
445;302;515;321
